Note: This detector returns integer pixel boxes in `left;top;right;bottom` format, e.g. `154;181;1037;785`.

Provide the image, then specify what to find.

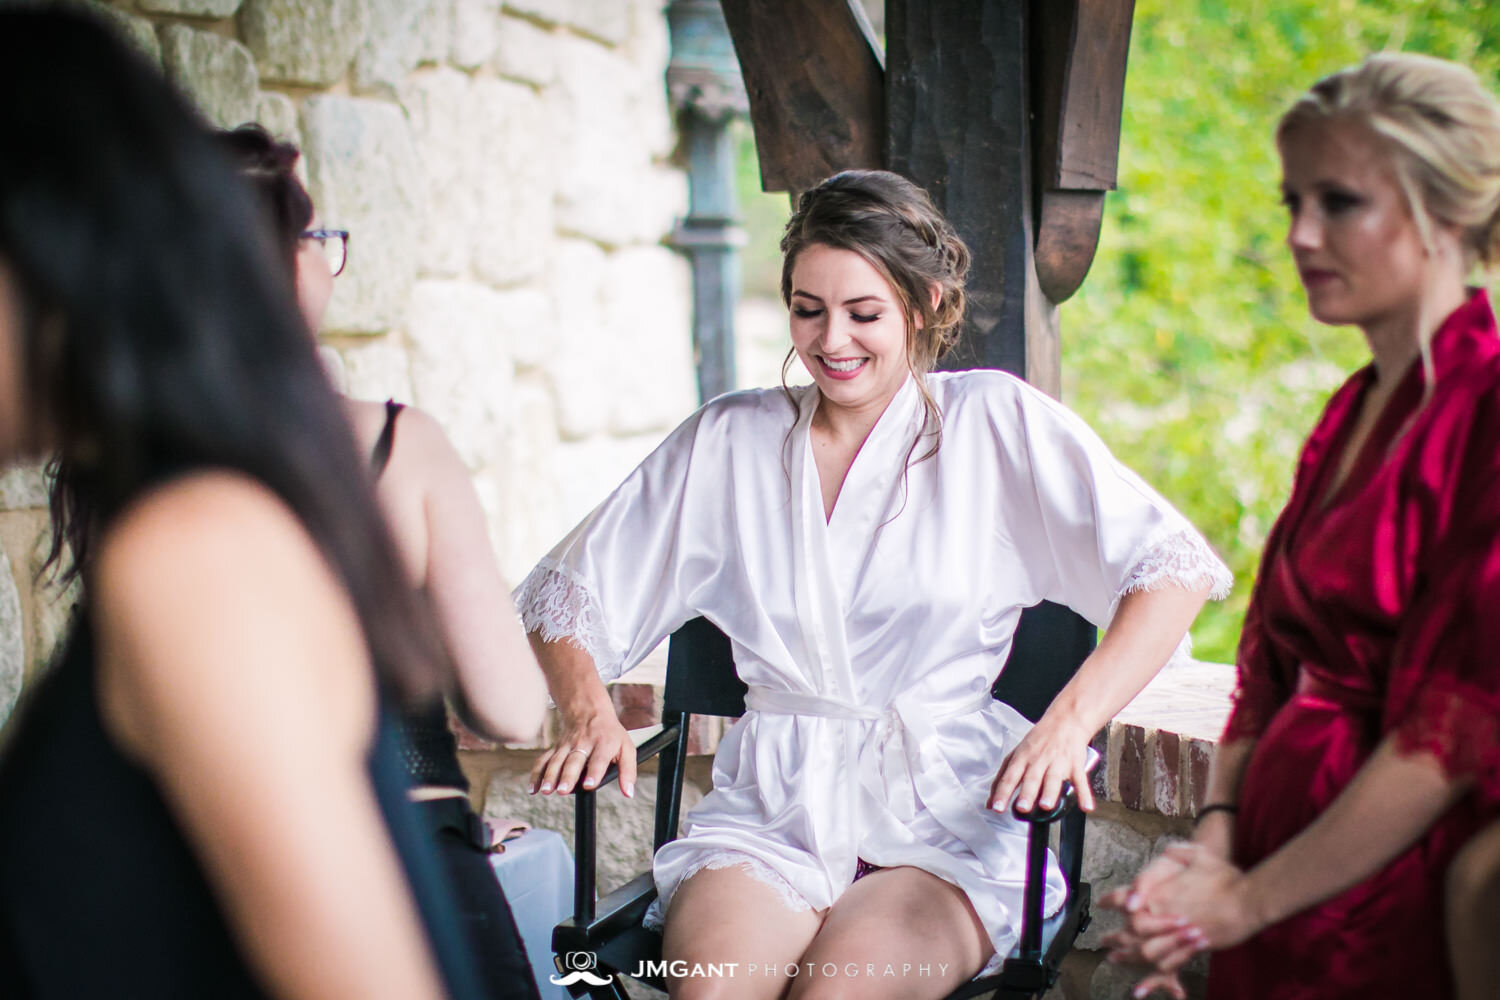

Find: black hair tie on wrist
1193;802;1239;826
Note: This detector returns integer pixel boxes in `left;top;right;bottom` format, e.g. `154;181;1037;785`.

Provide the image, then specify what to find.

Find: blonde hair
1279;53;1500;396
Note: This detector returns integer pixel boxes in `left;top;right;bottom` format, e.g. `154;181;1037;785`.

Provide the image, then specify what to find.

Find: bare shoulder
381;403;468;485
95;469;327;601
94;470;373;760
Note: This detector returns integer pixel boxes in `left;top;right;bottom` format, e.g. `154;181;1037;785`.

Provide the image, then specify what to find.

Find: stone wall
0;0;697;733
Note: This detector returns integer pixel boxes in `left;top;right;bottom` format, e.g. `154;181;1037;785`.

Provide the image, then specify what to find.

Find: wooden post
886;0;1061;393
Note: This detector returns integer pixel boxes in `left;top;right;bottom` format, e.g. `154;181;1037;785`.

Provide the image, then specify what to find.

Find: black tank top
0;616;484;999
372;400;469;792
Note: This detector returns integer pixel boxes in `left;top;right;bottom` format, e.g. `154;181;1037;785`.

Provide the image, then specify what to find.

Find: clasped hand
1096;844;1261;999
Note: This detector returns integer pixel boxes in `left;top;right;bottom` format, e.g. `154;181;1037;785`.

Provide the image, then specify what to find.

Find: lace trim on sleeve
1122;528;1233;602
1393;681;1500;804
512;559;628;682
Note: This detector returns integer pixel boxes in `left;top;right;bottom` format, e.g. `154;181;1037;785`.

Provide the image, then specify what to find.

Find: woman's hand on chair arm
988;585;1211;815
527;633;638;798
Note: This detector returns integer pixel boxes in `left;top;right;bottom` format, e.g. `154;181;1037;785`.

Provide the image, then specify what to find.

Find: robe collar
788;376;926;698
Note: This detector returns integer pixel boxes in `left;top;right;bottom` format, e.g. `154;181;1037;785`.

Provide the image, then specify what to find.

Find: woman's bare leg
662;863;825;1000
785;867;992;1000
1447;819;1500;1000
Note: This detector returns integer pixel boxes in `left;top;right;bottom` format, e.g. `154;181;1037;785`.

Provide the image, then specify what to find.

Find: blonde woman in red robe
1103;53;1500;1000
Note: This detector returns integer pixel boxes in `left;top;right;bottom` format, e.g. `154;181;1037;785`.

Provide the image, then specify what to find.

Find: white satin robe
515;371;1230;961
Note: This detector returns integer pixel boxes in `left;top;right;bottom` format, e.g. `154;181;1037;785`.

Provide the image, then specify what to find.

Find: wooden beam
1031;0;1135;301
719;0;885;194
887;0;1060;390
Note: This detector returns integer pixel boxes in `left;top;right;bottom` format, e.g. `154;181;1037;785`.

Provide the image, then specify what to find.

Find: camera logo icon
550;951;614;986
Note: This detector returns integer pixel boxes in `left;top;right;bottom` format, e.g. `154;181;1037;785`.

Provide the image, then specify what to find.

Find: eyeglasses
300;228;349;277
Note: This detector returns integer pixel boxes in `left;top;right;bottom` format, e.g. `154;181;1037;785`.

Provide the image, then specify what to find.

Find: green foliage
1062;0;1500;660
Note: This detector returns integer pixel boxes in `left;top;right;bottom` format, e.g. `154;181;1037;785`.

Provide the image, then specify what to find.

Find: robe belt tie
1294;667;1381;711
744;687;995;826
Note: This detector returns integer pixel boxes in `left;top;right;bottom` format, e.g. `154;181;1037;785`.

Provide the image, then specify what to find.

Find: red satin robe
1209;290;1500;999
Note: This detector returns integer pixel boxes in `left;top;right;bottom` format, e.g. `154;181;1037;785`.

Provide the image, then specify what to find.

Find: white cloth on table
489;829;573;1000
514;371;1229;964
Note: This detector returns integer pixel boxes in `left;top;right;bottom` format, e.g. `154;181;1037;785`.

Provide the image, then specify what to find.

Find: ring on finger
566;748;589;758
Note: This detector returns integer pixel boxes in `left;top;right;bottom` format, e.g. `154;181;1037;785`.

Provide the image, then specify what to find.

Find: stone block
1113;722;1147;811
0;546;24;732
551;433;663;529
450;0;501;68
354;0;435;97
139;0;243;15
499;375;563;581
504;0;628;45
599;246;697;435
238;0;369;86
160;24;259;128
1077;812;1153;950
0;465;48;511
402;67;471;278
540;238;608;439
413;0;452;63
482;757;706;895
467;78;555;286
339;337;415;403
492;12;554;86
300;96;422;333
1149;728;1182;817
406;279;515;469
547;34;683;247
494;287;552;372
253;90;301;147
79;2;162;66
621;0;669;77
28;529;79;676
1185;737;1214;815
1088;726;1110;803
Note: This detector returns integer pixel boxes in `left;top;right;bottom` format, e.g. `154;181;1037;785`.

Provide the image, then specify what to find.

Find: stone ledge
451;641;728;757
453;651;1235;820
1101;659;1234;818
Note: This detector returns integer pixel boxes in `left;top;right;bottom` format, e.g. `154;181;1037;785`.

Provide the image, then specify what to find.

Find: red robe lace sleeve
1207;291;1500;1000
1384;390;1500;806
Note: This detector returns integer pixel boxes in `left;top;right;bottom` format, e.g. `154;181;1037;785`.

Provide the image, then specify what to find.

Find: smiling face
788;243;912;418
1279;118;1459;334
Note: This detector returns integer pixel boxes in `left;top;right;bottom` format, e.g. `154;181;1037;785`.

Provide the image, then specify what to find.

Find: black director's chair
552;602;1097;999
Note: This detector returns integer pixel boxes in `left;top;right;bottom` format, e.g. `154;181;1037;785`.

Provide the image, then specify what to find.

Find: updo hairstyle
779;170;970;457
1278;52;1500;272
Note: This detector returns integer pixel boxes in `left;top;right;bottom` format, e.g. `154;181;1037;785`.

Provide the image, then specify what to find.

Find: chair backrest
660;601;1096;722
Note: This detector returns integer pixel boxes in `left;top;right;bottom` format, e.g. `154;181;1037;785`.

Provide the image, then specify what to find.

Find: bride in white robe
517;170;1229;999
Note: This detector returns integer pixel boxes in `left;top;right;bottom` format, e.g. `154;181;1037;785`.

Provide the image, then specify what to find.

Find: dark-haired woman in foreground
0;10;480;999
219;122;546;1000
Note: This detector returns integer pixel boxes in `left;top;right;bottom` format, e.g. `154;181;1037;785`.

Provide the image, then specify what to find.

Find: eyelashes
791;307;882;323
1279;190;1364;216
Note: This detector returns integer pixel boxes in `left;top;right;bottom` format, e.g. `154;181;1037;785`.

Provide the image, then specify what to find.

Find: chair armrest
570;721;684;924
554;871;657;954
1011;781;1079;824
598;724;682;787
1011;781;1083;964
